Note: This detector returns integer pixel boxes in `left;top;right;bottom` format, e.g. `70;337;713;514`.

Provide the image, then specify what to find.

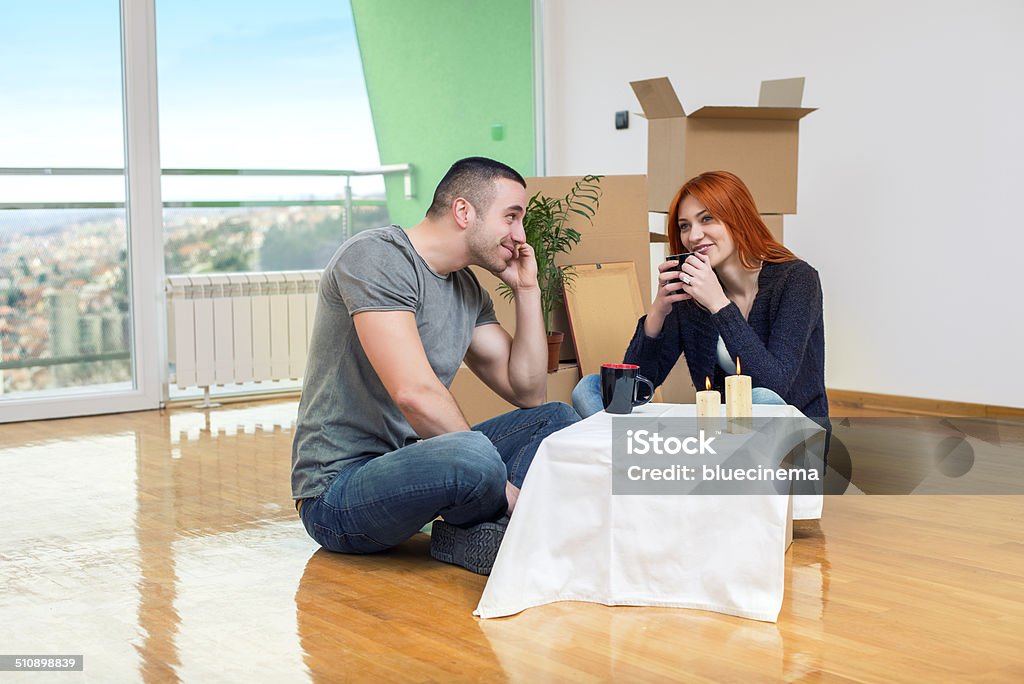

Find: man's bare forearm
507;285;547;406
394;381;471;438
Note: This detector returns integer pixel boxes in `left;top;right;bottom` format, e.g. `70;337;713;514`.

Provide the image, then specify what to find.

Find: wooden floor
1;399;1022;682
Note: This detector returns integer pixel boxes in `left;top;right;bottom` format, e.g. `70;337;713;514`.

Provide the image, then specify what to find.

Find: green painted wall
350;0;535;229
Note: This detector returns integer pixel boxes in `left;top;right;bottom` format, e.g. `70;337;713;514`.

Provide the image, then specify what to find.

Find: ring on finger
681;274;692;285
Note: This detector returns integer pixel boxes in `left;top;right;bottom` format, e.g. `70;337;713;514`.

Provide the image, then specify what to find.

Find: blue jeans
571;373;786;418
299;401;579;554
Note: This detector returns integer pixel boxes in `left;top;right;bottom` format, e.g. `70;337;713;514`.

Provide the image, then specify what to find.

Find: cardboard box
631;77;815;215
762;214;784;244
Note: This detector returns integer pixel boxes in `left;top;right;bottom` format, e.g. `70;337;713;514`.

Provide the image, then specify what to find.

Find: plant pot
546;331;565;373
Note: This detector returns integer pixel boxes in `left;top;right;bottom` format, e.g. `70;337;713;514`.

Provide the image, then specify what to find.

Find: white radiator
166;271;321;389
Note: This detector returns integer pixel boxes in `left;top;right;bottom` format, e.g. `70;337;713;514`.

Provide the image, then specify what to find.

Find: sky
0;0;382;204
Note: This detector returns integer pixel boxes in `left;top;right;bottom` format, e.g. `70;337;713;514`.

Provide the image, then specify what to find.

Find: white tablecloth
474;403;823;622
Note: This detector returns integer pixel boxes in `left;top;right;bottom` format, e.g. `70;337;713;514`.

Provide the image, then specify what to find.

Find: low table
475;403;823;622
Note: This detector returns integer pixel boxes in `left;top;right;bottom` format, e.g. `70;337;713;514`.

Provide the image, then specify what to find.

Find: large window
1;0;388;411
155;0;386;275
0;1;135;400
0;0;536;418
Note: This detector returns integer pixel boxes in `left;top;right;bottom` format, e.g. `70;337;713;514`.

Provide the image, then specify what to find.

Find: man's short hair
426;157;527;219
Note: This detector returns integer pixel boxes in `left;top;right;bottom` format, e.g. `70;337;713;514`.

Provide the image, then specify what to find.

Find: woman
572;170;829;436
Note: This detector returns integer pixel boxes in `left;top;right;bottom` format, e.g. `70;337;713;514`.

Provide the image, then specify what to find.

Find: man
291;157;579;574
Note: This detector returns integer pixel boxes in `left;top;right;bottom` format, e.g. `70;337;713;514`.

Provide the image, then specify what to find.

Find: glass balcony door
0;0;163;422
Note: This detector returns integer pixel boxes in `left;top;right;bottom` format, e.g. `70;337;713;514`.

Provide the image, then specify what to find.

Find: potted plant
499;175;603;372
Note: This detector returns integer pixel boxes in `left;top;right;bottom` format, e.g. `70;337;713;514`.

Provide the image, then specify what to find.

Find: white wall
541;0;1024;408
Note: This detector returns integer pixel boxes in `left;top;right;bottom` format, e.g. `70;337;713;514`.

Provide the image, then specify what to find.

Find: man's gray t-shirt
291;225;498;500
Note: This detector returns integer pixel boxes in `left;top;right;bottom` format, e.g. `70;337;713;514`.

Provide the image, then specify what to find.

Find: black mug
600;364;655;414
667;252;695;284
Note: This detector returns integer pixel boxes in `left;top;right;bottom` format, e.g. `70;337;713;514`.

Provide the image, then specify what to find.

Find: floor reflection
780;519;830;679
0;431;144;677
135;437;182;684
476;514;830;681
171;521;313;681
3;403;1021;681
0;400;310;682
479;603;786;680
295;538;500;681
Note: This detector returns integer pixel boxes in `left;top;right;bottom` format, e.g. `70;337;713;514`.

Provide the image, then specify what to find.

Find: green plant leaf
518;175;602;333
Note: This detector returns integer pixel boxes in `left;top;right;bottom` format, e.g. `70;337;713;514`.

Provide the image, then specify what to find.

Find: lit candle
725;356;752;419
695;376;721;418
696;375;721;433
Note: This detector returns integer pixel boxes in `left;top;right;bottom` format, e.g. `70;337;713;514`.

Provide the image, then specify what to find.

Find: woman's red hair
667;170;796;268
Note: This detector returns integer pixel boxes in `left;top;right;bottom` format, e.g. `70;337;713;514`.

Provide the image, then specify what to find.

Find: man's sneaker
429;516;509;575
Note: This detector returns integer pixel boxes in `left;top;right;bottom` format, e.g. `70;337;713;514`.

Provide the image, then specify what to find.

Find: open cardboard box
631;76;815;215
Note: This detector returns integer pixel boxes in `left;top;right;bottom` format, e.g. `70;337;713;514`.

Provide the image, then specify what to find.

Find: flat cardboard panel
646;118;687;214
564;262;669;403
630;77;686;118
451;364;580;426
563;263;646;377
684;118;801;214
759;77;805;108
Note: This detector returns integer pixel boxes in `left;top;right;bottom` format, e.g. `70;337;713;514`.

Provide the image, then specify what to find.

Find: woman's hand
679;252;730;313
645;259;693;336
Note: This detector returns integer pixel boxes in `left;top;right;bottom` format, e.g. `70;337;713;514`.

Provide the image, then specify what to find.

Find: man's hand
466;242;547;408
496;243;539;293
505;481;520;515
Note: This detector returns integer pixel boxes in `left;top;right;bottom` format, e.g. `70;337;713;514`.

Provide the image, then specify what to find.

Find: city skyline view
0;201;389;395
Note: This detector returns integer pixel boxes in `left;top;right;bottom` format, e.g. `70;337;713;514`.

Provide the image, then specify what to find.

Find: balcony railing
0;164;412;383
0;164;413;232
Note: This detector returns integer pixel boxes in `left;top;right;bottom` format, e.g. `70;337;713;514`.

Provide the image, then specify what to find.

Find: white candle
725;356;752;419
696;376;721;433
695;376;721;418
